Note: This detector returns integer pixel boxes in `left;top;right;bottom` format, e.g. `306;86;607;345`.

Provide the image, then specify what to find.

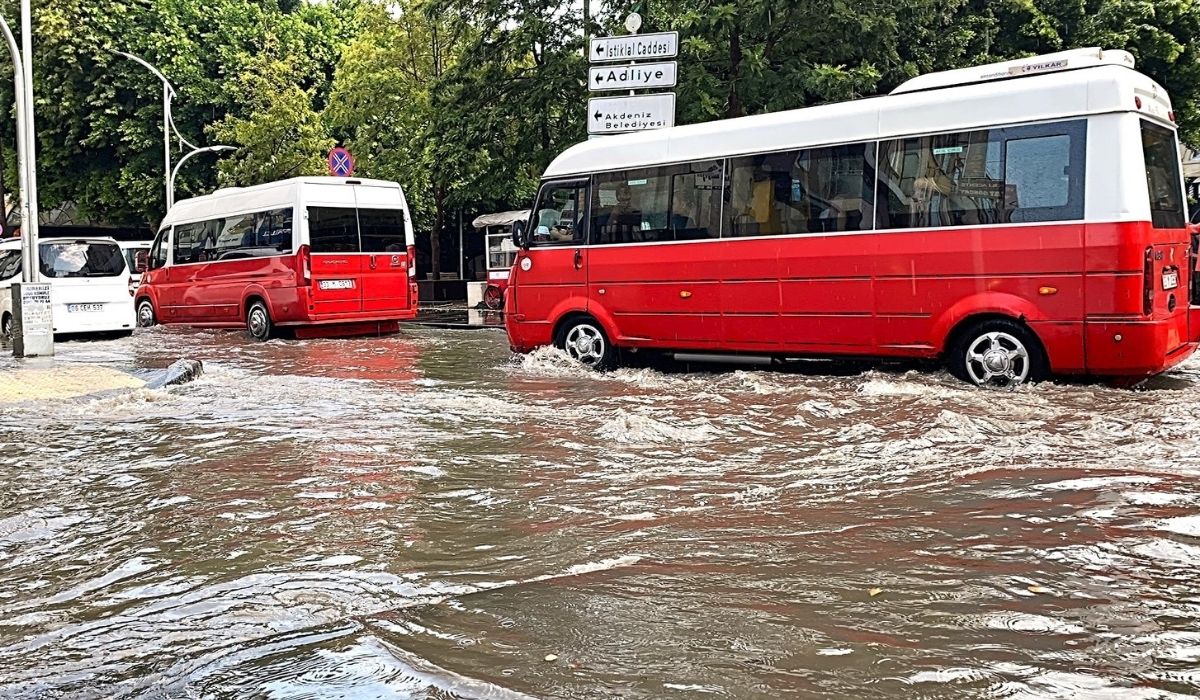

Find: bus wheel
246;300;273;342
136;300;156;328
950;319;1047;389
557;317;616;371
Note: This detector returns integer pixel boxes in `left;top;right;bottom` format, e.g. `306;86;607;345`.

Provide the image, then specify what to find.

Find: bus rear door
307;206;364;315
354;184;412;314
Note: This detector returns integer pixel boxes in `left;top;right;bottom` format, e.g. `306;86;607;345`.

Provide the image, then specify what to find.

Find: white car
0;237;136;337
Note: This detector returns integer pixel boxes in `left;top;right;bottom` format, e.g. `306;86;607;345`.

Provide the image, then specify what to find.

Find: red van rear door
308;207;364;314
354;185;411;314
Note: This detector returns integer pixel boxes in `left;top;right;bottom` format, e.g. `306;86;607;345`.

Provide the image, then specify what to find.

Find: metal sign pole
10;0;52;356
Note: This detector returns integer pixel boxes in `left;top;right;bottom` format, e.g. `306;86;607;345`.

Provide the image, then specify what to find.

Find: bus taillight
407;245;416;278
1144;246;1154;316
300;244;311;286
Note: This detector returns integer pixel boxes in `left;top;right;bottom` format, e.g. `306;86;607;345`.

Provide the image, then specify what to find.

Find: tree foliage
0;0;1196;245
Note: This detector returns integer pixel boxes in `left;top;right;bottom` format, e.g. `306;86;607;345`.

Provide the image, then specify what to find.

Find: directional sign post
589;61;678;92
328;147;354;178
590;31;679;64
588;93;676;136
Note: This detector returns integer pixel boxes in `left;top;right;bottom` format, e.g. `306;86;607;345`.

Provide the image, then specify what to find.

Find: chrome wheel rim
564;324;605;366
965;331;1030;388
137;302;154;327
248;307;269;339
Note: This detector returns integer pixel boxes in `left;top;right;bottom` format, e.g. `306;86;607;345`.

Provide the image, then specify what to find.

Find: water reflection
0;326;1199;698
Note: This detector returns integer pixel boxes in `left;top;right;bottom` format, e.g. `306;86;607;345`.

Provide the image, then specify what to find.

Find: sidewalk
0;357;202;404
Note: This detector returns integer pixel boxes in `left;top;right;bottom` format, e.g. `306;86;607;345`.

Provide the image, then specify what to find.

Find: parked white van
0;237;136;337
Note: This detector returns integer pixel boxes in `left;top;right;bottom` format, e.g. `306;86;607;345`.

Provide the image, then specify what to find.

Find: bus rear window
308;207;407;253
1142;121;1185;229
38;242;125;278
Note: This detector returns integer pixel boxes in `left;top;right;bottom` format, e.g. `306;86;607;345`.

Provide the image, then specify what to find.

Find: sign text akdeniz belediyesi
596;110;671;131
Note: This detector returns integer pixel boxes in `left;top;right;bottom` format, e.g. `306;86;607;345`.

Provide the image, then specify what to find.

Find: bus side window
531;182;588;247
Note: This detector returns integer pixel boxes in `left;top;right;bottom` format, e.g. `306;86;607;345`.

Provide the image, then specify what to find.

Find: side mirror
134;250;149;273
511;220;529;249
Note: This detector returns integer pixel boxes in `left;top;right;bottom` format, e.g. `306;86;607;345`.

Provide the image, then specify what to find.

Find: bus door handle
368;255;378;270
573;249;583;270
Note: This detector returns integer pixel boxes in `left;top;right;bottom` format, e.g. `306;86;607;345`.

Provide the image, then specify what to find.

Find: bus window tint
531;182;587;247
150;229;168;269
215;214;254;259
878;121;1084;229
255;208;294;253
1142;121;1185;229
359;209;407;252
592;162;722;245
726;144;875;237
173;221;207;264
309;208;360;253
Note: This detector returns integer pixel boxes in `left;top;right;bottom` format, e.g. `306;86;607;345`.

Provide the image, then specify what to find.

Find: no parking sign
328;147;354;178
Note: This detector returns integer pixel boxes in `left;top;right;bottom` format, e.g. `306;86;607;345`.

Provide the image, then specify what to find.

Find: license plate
67;303;104;313
1163;270;1179;291
319;279;355;291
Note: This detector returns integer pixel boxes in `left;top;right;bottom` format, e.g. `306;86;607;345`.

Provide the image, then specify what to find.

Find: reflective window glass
591;161;722;245
359;209;407;253
530;182;588;247
877;120;1085;229
726;144;875;236
309;207;360;253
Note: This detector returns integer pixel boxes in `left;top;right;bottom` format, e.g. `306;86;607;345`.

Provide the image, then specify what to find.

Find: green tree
208;48;335;185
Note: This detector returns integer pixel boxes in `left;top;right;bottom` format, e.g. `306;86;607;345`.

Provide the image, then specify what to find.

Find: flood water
2;326;1200;698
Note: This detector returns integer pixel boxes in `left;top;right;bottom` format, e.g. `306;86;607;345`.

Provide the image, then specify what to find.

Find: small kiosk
469;210;525;309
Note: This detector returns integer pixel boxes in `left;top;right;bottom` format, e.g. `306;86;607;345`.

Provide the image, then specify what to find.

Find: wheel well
943;313;1049;367
552;311;596;345
244;295;267;319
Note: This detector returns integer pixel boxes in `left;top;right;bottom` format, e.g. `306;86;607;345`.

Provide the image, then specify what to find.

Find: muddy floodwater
2;327;1200;699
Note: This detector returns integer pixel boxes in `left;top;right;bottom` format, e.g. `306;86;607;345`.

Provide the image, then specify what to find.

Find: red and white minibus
138;177;418;340
505;48;1199;387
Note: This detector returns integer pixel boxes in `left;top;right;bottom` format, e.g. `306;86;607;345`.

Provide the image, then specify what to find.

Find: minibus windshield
38;242;126;278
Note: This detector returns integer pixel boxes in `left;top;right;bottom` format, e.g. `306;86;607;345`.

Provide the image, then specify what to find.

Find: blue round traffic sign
328;147;355;178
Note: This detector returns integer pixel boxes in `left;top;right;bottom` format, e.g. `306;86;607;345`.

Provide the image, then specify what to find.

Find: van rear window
1142;121;1185;229
38;242;125;278
308;207;407;253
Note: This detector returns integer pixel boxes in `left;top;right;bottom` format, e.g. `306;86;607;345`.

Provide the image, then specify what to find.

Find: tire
136;299;156;328
245;300;273;342
949;318;1048;389
484;285;504;310
555;316;617;371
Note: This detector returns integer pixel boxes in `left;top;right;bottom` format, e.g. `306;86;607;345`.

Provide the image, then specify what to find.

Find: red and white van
505;48;1199;387
138;177;418;340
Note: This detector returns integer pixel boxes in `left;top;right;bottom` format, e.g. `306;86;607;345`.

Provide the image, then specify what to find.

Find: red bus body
505;50;1198;383
139;177;418;336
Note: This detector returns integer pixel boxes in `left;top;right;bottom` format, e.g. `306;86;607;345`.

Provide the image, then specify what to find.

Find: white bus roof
544;49;1171;179
160;176;407;229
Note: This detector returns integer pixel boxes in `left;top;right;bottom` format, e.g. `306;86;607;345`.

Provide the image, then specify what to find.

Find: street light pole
114;50;233;210
170;145;235;196
3;0;51;356
0;14;30;279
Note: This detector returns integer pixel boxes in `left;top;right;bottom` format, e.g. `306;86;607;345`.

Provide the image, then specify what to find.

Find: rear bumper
51;302;135;334
1086;317;1197;376
506;317;553;353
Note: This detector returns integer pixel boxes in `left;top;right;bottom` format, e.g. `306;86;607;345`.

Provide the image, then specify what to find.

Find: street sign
589;61;677;92
328;147;354;178
590;31;679;64
588;93;676;135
